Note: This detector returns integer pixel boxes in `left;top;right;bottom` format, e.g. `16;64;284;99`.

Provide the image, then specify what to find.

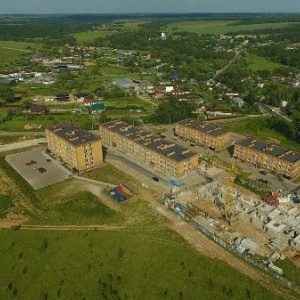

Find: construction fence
168;203;300;293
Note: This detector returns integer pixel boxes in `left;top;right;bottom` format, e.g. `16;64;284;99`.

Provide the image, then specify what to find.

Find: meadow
71;31;117;45
0;40;41;70
0;40;42;50
0;227;286;300
168;20;300;35
245;54;283;72
0;48;24;69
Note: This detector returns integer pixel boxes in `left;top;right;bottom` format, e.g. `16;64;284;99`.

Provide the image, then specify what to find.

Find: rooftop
47;123;100;146
176;118;229;137
100;120;197;162
236;137;300;163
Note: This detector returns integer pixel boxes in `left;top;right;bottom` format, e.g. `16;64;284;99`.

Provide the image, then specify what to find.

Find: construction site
162;158;300;279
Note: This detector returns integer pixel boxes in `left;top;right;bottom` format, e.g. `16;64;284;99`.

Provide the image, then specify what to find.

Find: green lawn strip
0;135;44;145
0;114;94;131
0;229;286;300
27;191;121;225
82;163;139;190
0;195;13;218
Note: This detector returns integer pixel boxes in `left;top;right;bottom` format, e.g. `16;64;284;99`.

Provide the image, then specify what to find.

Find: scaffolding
224;156;236;220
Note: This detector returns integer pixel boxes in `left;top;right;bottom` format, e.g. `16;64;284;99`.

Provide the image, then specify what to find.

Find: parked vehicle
25;160;37;165
152;176;159;182
38;167;47;173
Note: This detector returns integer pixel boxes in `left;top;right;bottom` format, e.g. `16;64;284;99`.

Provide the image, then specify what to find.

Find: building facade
175;119;231;150
99;120;199;178
234;137;300;179
46;123;103;171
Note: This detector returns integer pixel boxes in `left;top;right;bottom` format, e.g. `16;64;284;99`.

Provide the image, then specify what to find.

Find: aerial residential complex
46;123;103;171
99;120;199;177
234;137;300;179
174;119;231;150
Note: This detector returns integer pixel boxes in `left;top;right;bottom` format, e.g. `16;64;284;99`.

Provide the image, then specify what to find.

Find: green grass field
0;40;41;50
0;40;41;70
28;191;122;225
0;228;285;300
0;48;24;68
83;163;139;188
168;20;300;35
71;31;117;45
218;117;300;152
245;54;283;71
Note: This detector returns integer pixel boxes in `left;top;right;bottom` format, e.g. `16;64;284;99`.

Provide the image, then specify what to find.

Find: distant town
1;13;300;300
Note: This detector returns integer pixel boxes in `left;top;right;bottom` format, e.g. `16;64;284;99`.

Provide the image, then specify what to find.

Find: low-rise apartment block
234;137;300;179
46;123;103;171
99;120;198;177
175;119;231;150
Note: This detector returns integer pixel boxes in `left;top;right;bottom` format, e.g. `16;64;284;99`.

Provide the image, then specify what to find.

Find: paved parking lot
6;148;70;189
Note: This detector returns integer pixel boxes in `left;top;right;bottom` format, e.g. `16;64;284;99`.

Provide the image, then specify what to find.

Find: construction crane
224;156;236;222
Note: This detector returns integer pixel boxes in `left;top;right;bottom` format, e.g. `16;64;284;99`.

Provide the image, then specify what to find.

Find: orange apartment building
46;123;103;171
234;137;300;179
99;120;199;178
175;119;231;150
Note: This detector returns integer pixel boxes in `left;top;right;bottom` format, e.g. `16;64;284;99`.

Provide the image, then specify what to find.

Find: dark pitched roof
91;103;106;111
75;93;89;98
47;123;100;146
236;137;300;163
0;79;17;85
31;104;46;113
101;120;197;162
176;118;228;137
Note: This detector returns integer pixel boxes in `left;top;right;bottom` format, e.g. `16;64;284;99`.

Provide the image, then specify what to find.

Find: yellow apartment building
99;120;199;178
234;137;300;179
175;119;231;150
46;123;103;171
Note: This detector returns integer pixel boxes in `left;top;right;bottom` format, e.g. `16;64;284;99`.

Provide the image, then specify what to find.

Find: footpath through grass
28;191;122;225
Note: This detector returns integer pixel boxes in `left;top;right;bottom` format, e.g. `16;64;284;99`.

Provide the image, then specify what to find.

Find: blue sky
0;0;300;14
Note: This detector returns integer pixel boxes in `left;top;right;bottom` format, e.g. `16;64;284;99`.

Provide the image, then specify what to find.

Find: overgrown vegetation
219;116;300;151
0;195;13;218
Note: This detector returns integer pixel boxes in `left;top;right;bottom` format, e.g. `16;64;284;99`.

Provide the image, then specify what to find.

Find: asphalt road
105;151;169;186
214;48;246;80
